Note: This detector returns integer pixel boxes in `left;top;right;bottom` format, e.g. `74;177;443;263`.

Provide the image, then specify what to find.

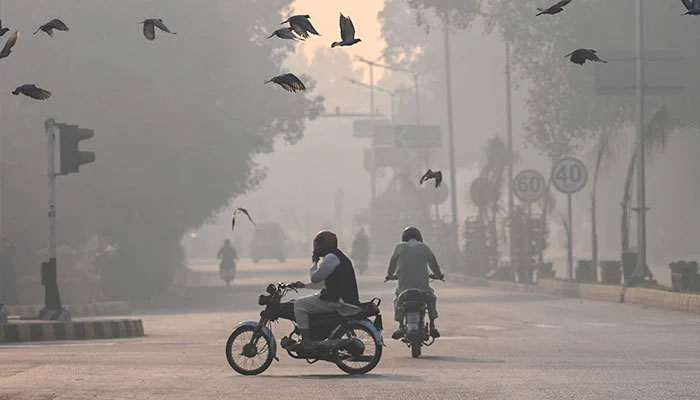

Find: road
2;257;700;399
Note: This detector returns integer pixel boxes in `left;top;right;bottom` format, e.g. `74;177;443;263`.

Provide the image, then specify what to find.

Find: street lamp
345;78;398;122
357;56;440;125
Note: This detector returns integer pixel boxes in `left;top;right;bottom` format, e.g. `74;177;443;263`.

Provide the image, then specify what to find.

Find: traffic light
56;123;95;174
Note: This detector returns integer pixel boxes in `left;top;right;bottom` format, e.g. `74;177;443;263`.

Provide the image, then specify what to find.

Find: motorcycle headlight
258;294;271;306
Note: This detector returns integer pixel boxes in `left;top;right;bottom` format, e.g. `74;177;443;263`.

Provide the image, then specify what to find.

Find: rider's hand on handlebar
384;275;396;282
291;281;306;289
430;273;445;281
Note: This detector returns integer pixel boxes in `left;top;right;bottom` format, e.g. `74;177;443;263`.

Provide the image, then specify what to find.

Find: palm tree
620;104;670;254
589;127;616;281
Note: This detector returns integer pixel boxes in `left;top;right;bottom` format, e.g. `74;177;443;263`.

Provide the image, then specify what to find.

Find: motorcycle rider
217;239;237;286
350;227;370;274
385;227;444;340
293;230;361;353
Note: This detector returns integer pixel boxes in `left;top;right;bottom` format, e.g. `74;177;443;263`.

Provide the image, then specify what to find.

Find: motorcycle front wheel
332;322;382;375
225;325;274;375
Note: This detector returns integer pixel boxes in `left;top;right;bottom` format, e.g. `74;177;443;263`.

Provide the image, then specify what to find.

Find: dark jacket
320;248;360;305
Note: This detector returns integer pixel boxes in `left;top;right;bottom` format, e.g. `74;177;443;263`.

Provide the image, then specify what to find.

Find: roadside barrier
0;319;144;343
452;274;700;315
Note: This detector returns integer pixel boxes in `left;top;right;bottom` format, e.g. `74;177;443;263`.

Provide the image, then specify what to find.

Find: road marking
585;322;616;327
529;323;562;329
438;336;481;340
473;325;503;331
635;320;674;326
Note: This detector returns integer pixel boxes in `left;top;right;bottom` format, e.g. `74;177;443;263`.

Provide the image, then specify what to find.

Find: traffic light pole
40;119;68;321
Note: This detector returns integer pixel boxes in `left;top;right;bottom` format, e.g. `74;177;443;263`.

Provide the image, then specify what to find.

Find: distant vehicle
250;224;286;263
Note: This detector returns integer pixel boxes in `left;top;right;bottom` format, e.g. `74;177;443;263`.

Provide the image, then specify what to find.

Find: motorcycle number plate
406;313;420;324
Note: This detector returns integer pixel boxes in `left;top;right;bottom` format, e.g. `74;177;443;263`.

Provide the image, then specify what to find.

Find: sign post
512;169;546;283
551;158;588;281
513;169;546;205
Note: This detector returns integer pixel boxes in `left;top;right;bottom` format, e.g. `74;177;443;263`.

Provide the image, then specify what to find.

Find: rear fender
234;320;278;359
331;319;385;347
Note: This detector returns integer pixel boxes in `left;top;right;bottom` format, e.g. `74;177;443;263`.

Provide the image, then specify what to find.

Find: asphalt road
2;258;700;399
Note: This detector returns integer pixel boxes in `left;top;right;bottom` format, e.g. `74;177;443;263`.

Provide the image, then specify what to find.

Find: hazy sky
290;0;388;80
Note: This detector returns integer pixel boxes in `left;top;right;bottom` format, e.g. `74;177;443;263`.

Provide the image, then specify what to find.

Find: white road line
529;323;562;329
437;336;482;340
585;322;616;327
473;325;504;331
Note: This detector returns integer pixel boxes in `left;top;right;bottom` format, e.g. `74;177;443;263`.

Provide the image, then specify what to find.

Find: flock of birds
264;13;362;93
2;4;686;233
0;17;178;100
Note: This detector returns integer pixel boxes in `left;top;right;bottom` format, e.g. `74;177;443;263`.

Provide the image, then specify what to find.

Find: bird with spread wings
139;18;176;41
331;13;361;48
282;15;319;39
536;0;573;16
420;169;443;188
265;73;306;93
232;208;255;232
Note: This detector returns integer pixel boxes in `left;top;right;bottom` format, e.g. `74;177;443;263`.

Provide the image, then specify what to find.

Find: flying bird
565;49;607;65
34;18;69;37
282;15;319;39
12;84;51;100
681;0;700;15
0;31;18;60
0;19;9;37
420;169;443;188
139;18;176;41
268;27;302;41
331;13;361;48
536;0;573;16
231;208;255;232
265;73;306;93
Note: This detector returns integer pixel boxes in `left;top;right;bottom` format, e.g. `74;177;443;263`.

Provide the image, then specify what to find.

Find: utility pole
443;18;459;249
40;119;66;320
356;57;380;206
632;0;647;282
505;39;515;278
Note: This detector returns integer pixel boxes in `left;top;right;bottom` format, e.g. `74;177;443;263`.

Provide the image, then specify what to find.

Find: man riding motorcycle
292;230;361;353
385;227;444;340
350;227;370;274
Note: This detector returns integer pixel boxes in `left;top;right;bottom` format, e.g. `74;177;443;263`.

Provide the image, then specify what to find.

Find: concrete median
0;319;144;343
453;274;700;314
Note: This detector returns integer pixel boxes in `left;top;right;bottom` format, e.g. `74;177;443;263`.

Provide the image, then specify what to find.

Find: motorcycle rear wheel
332;322;382;375
411;337;422;358
225;325;274;375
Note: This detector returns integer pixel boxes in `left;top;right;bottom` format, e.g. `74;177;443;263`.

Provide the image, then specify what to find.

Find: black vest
320;249;360;305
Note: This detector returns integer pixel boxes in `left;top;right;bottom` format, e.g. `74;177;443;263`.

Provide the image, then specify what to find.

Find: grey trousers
293;293;361;329
394;288;438;323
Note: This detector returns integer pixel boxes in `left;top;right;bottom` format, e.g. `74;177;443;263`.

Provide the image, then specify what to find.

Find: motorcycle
386;274;443;358
225;282;384;375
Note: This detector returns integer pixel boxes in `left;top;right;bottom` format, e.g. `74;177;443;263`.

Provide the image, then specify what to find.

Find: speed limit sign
513;169;546;203
552;157;588;194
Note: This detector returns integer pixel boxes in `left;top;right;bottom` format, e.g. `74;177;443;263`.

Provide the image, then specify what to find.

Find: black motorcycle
225;282;384;375
387;274;443;358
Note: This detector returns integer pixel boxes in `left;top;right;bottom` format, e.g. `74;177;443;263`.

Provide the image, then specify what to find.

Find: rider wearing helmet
217;239;237;286
386;227;444;340
292;230;361;352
